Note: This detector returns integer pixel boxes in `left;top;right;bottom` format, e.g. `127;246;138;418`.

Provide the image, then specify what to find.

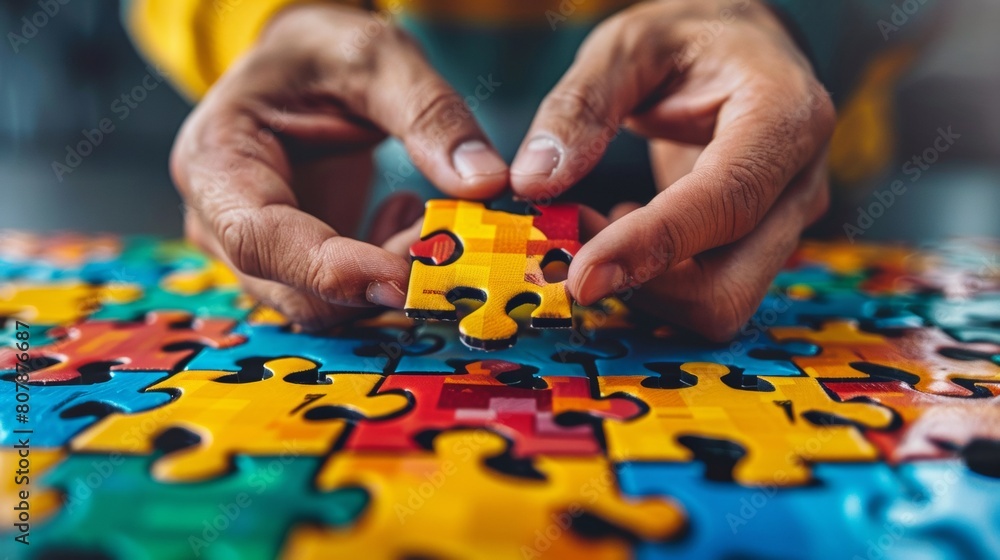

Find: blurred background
0;0;997;240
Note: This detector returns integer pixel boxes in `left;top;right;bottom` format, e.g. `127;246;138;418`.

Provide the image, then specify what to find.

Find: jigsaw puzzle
1;232;999;559
404;200;581;350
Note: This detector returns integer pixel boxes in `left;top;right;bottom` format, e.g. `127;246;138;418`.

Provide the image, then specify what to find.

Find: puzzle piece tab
184;323;405;374
71;357;411;481
1;371;171;447
582;326;818;378
0;311;246;384
347;360;642;456
598;362;892;486
826;377;1000;462
405;200;581;350
281;430;684;560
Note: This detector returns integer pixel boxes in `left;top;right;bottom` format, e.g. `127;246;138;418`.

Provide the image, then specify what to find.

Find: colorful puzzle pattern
1;230;999;559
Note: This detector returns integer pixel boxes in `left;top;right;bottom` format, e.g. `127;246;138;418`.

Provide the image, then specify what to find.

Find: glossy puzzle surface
2;228;1000;559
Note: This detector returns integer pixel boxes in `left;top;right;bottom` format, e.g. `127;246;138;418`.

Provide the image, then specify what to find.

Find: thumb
510;12;672;200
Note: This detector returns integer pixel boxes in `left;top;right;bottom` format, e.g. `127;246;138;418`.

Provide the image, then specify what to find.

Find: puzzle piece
598;362;892;486
0;311;246;384
618;461;915;559
405;200;581;350
91;283;249;321
770;321;1000;396
0;448;63;529
0;282;141;325
885;461;1000;559
0;231;121;282
580;326;818;378
280;430;684;559
827;377;1000;462
72;357;411;481
393;321;597;376
22;454;366;560
0;371;171;447
185;322;408;374
161;258;240;295
347;360;642;456
912;294;1000;344
758;291;924;330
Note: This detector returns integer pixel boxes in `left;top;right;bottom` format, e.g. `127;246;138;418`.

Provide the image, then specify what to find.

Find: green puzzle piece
24;453;368;560
92;284;247;321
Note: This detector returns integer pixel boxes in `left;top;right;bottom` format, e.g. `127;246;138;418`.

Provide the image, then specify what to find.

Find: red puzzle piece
826;379;1000;462
346;360;642;456
0;311;246;384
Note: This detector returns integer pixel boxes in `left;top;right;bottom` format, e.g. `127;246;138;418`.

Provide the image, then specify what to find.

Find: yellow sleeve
125;0;359;100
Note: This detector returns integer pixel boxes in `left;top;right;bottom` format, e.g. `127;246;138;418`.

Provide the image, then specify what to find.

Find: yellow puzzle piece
405;200;581;350
0;448;63;527
280;430;684;560
72;357;411;482
161;259;239;295
0;282;141;325
599;362;893;486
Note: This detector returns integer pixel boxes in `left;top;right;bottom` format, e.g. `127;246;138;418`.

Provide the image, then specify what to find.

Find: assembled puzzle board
1;224;1000;559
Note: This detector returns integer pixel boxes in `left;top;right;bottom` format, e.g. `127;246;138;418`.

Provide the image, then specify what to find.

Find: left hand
510;0;834;341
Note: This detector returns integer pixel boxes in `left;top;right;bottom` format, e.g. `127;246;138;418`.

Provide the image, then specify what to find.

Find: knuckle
305;238;359;304
216;209;263;278
720;158;774;240
405;82;467;144
542;82;609;128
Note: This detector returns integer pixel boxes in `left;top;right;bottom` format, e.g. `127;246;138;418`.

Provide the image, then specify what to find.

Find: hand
511;0;834;341
171;4;507;329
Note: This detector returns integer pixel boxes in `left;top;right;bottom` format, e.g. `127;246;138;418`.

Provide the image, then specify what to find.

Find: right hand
171;4;507;329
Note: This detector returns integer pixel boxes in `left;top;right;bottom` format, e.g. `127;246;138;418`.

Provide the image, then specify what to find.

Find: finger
568;83;835;305
510;10;675;200
609;202;641;223
184;215;366;329
382;218;424;258
367;192;425;247
357;33;507;199
627;154;830;341
174;104;410;309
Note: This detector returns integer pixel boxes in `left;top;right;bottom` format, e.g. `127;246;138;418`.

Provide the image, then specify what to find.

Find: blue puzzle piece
885;461;1000;560
619;461;922;560
184;323;404;373
912;294;1000;345
757;292;924;330
0;371;171;447
583;328;817;377
393;322;598;376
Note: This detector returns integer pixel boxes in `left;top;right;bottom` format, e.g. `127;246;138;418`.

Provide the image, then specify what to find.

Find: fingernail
366;281;406;308
575;262;625;305
511;136;562;178
451;140;506;180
